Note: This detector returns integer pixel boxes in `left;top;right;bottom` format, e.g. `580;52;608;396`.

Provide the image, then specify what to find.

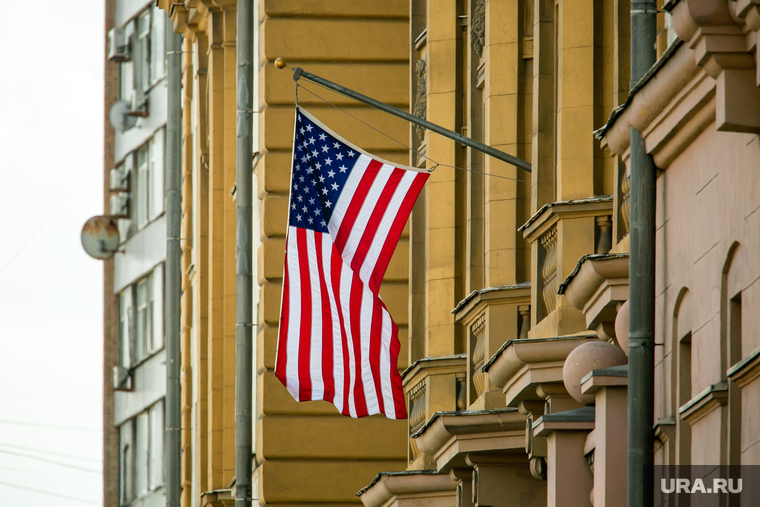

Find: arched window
722;242;743;466
672;288;692;466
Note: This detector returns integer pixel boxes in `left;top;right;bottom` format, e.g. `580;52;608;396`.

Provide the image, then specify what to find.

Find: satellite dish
108;100;138;132
81;216;120;260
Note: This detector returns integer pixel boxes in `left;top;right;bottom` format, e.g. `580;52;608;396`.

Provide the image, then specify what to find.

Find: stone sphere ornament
615;300;630;354
563;341;628;405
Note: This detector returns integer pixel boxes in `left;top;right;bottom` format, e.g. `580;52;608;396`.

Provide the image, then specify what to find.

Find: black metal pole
628;2;657;507
280;61;531;174
235;1;254;507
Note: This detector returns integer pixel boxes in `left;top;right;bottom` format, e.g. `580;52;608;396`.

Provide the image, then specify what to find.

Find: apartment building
103;1;170;506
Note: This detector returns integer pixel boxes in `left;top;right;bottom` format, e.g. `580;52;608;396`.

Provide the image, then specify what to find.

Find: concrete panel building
103;1;170;506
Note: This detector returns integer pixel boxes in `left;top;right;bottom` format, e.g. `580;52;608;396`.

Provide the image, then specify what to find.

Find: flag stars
296;214;302;221
291;203;296;210
319;133;326;141
309;198;315;205
331;182;339;191
348;150;356;157
306;124;313;132
297;195;303;202
333;142;340;149
336;153;343;161
321;145;329;153
325;200;332;208
319;175;325;183
339;165;347;173
324;158;332;166
322;188;328;195
327;170;335;178
315;162;321;170
307;217;314;224
300;127;305;135
309;137;316;145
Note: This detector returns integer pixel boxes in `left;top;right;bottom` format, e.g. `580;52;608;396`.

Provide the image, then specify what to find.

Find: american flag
275;107;430;419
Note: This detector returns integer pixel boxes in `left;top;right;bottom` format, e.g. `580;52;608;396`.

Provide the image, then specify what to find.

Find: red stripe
275;242;290;385
329;247;352;416
350;168;404;275
314;233;335;402
295;228;312;401
368;293;385;415
370;172;429;291
349;274;369;417
387;313;408;418
333;159;383;254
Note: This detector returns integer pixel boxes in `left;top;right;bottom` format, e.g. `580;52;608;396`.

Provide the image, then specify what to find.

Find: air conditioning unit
110;193;130;218
107;27;131;62
129;89;149;118
113;366;133;391
109;167;129;191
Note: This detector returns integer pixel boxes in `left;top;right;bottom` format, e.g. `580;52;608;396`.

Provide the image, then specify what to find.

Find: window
118;7;166;103
119;400;165;505
119;420;134;505
117;263;164;368
128;128;165;236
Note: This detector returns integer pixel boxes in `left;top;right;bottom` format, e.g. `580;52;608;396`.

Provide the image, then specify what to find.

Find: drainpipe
235;1;254;507
628;2;657;507
166;17;183;507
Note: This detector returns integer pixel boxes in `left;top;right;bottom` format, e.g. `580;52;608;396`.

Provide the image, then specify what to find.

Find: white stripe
284;227;301;399
359;170;416;284
305;230;324;400
328;154;371;237
321;235;345;413
379;307;395;419
341;164;393;267
339;266;358;418
360;285;380;415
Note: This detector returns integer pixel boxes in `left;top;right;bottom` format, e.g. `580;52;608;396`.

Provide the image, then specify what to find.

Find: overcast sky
0;1;105;505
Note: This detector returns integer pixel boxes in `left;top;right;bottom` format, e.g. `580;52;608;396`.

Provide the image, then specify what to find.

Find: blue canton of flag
288;111;358;232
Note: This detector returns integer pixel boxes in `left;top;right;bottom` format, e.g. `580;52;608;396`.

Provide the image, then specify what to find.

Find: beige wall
654;125;760;467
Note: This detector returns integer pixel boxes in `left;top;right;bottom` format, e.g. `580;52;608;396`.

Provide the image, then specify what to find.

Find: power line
0;466;100;478
0;442;101;463
0;165;98;278
0;479;100;505
0;388;99;406
0;449;100;474
0;419;101;432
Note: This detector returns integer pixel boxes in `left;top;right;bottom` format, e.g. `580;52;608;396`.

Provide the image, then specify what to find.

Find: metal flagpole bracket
274;58;531;174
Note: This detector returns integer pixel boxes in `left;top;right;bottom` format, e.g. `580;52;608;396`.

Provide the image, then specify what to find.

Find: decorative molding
472;0;486;59
413;59;427;142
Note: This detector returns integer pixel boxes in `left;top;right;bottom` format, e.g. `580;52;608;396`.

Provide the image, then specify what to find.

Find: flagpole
274;58;531;174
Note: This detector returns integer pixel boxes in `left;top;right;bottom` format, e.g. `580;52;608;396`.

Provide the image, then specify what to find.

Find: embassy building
101;0;760;506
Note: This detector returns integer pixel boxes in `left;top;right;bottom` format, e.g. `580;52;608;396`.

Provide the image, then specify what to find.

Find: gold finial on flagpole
275;58;287;69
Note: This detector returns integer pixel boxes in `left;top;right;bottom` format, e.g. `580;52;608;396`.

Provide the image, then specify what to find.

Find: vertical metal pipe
166;17;183;507
235;1;254;506
628;2;657;507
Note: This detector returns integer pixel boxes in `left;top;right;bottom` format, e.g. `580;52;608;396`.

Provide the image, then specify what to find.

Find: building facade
102;0;760;506
103;1;170;506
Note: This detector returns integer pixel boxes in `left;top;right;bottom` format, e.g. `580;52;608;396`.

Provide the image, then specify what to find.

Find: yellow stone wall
160;0;412;505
